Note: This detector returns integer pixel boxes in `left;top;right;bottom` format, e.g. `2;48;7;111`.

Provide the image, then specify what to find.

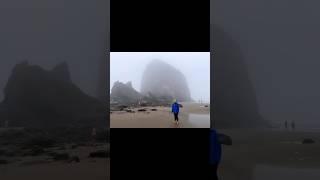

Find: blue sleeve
210;129;221;165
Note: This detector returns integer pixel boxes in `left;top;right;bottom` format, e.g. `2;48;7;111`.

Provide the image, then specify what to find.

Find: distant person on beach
4;120;8;128
285;120;288;129
210;128;222;180
91;127;97;145
291;121;295;131
171;99;180;124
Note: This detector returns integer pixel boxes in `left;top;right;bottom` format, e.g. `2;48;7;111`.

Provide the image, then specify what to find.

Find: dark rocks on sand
68;156;80;163
126;109;135;113
138;109;147;112
52;153;70;161
0;159;8;164
151;109;157;111
302;138;315;144
4;151;15;157
23;136;55;148
57;146;66;150
89;150;109;158
20;160;51;166
28;146;45;156
0;149;6;156
71;144;78;149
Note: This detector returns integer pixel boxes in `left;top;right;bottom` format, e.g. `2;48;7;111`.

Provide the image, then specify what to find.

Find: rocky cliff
110;81;142;105
0;61;107;128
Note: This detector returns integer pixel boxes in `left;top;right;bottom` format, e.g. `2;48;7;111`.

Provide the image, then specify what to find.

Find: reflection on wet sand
218;129;320;180
188;114;210;128
254;164;320;180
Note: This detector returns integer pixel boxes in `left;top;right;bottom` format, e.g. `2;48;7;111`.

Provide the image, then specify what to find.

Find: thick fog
110;52;210;103
213;0;320;128
0;0;109;101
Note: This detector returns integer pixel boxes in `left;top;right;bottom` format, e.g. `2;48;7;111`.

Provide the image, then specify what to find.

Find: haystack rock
212;24;265;128
110;81;142;105
0;61;107;128
141;60;192;102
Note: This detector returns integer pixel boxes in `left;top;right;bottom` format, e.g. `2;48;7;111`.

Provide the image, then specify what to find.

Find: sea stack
212;24;265;128
140;60;192;102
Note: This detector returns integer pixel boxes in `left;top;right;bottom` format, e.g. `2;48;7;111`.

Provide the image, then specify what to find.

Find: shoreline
217;128;320;180
110;102;210;128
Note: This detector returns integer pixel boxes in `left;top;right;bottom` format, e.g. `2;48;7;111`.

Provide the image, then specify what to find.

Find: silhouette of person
291;121;295;131
91;127;97;145
210;128;222;180
171;99;180;124
4;120;8;128
285;120;288;129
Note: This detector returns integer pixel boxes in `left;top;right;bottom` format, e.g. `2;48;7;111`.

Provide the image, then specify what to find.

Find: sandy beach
110;102;210;128
217;128;320;180
0;144;110;180
0;127;110;180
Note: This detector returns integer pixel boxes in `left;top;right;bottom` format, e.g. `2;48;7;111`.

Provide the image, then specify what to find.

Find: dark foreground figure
210;129;232;180
210;129;221;180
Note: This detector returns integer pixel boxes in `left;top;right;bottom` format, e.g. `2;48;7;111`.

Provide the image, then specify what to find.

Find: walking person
285;120;288;130
171;99;180;125
91;127;97;145
291;121;295;131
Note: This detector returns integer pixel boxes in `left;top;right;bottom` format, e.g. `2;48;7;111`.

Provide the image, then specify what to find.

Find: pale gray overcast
110;52;210;103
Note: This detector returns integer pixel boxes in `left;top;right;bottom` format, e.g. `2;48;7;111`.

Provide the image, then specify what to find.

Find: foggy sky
0;0;109;101
110;52;210;103
213;0;320;126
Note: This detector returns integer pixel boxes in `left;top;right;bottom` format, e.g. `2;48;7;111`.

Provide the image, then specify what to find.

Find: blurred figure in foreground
210;128;232;180
210;129;221;180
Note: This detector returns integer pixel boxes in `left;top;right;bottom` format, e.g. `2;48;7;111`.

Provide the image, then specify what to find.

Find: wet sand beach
110;102;210;128
217;128;320;180
0;144;110;180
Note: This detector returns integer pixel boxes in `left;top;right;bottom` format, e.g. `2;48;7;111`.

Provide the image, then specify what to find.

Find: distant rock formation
110;81;142;105
0;61;107;128
140;60;192;102
212;25;265;128
51;61;71;82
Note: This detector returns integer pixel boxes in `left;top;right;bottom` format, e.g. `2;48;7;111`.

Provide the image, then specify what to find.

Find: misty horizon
0;0;109;102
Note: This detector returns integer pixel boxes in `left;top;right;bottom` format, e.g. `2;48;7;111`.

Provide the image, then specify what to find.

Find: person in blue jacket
171;99;180;124
210;128;222;180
